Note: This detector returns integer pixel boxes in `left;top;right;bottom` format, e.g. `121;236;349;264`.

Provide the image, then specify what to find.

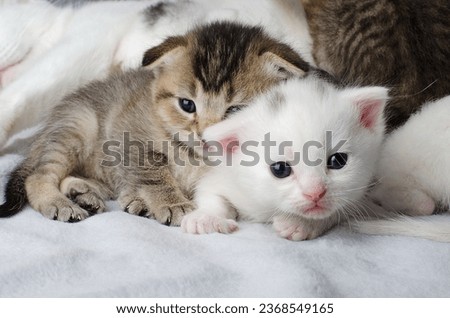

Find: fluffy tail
0;162;31;217
353;216;450;243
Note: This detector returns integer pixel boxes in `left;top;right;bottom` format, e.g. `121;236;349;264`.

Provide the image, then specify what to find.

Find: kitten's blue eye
327;153;348;170
270;162;292;178
179;98;196;113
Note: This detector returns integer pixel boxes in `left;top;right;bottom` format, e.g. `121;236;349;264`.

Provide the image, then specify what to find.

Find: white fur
0;0;312;148
0;0;157;144
354;216;450;242
182;77;388;240
355;95;450;242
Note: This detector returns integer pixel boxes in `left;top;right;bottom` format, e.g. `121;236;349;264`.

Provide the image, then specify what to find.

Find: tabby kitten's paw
38;197;90;223
60;176;107;215
68;189;106;215
123;197;149;217
122;197;193;226
154;201;195;226
181;211;239;234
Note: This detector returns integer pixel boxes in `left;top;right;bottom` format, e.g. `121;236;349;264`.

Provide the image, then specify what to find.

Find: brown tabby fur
0;22;309;225
302;0;450;130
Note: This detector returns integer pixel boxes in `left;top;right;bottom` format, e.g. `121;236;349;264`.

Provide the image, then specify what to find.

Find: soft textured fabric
1;149;450;297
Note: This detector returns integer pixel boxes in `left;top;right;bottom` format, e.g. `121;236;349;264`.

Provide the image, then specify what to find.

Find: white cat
181;76;388;240
0;0;312;148
0;0;189;145
355;95;450;242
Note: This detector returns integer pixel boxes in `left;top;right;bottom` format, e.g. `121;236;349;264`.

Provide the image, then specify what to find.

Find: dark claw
68;216;81;223
124;205;130;213
79;204;99;215
138;208;148;217
80;203;93;210
165;208;172;226
88;212;96;217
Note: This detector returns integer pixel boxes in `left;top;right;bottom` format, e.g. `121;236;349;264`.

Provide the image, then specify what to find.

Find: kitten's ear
142;35;187;68
262;43;310;79
203;115;250;155
343;87;389;130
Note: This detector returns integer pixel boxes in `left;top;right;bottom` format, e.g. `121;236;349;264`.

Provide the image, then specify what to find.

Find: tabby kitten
0;22;309;225
302;0;450;130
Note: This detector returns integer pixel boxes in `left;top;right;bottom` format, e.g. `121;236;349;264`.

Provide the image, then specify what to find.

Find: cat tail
0;161;32;217
352;216;450;243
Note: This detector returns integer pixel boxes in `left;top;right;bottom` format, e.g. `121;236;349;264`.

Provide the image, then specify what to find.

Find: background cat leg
181;191;238;234
118;164;195;226
0;14;118;147
60;176;112;216
272;213;339;241
0;2;60;88
0;12;33;88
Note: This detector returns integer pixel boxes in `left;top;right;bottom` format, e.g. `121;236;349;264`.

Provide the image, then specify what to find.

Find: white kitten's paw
273;217;312;241
181;211;238;234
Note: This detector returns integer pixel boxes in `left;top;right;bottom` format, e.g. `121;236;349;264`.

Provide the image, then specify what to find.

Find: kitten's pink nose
304;188;327;202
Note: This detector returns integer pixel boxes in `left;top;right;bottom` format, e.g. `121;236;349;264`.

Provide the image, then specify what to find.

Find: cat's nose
304;188;327;202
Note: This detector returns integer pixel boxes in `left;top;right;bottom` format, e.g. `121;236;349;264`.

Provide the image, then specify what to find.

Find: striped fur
302;0;450;130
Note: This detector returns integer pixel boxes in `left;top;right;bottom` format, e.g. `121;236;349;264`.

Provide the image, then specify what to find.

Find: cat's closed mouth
303;205;327;215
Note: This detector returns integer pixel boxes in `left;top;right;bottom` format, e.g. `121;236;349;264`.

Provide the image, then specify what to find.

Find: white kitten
355;95;450;242
181;76;388;240
0;0;312;148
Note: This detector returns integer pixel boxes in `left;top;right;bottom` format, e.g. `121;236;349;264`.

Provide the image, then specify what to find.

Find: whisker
394;80;438;99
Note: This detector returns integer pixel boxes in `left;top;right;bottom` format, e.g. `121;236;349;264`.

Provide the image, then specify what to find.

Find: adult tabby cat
302;0;450;130
0;22;309;224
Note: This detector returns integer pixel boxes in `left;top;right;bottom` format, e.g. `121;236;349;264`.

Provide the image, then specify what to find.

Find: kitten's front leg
272;213;339;241
118;161;195;226
181;190;238;234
